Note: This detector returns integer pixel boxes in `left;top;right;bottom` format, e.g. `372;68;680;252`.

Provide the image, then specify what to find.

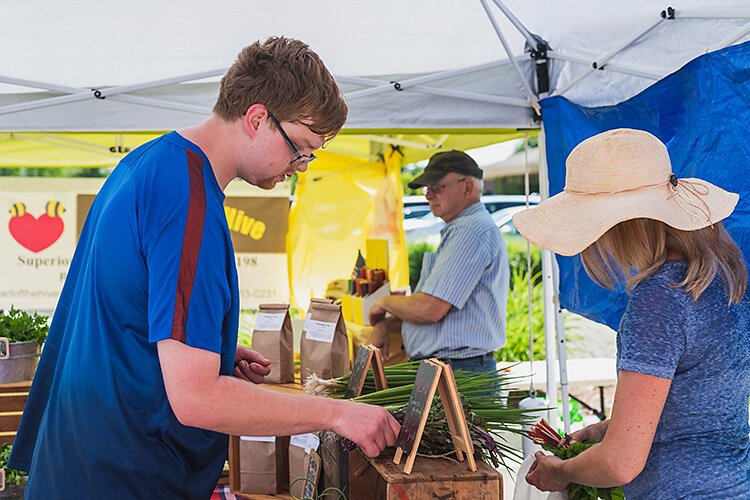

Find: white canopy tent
3;0;750;431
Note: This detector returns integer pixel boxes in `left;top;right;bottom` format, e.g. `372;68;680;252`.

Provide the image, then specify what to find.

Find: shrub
407;242;436;291
505;236;541;285
496;267;546;361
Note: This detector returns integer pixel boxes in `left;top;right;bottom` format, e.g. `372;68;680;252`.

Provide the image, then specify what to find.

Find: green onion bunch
306;361;544;470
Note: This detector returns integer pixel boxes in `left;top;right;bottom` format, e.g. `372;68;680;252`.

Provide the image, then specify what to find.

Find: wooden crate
349;449;502;500
319;430;349;498
0;380;31;445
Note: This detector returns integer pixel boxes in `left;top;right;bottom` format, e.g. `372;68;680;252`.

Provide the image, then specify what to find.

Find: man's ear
463;177;475;197
243;103;268;139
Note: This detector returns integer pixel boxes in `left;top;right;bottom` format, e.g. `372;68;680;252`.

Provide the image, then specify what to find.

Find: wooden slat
0;381;32;394
0;394;28;413
0;413;22;433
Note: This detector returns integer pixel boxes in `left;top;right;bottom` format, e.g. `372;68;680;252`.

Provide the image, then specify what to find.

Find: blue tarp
541;41;750;331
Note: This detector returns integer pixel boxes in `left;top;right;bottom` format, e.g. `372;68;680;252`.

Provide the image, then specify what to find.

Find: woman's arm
526;370;671;490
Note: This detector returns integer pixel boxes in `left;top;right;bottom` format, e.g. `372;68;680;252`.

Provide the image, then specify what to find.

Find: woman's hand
570;419;609;444
526;452;570;492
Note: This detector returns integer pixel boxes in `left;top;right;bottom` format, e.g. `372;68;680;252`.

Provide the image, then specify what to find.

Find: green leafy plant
505;237;541;283
528;420;624;500
407;242;436;291
497;267;546;362
0;444;27;487
0;307;49;345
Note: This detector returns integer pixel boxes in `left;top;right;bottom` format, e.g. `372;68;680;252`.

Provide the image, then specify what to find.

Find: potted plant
0;308;48;384
0;444;26;498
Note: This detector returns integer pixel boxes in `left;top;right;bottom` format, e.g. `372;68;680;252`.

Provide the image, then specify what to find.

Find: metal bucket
0;482;25;499
0;339;39;384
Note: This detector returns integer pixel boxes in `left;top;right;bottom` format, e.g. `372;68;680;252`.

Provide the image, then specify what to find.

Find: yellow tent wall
287;147;409;308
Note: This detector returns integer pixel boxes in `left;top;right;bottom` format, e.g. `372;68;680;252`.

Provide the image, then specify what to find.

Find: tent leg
538;125;558;427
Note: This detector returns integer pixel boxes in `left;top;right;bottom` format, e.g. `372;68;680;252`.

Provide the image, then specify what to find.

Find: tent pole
488;0;538;48
552;16;664;97
342;57;531;105
537;124;559;427
552;257;571;433
0;69;224;116
105;95;210;115
674;9;750;19
548;53;661;81
709;22;750;52
478;0;539;113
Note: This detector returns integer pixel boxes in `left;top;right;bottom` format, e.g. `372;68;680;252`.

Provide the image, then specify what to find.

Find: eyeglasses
268;112;317;168
422;177;467;195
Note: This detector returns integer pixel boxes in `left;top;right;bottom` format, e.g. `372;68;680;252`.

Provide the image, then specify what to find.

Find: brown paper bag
289;433;320;499
300;301;350;381
251;304;294;383
301;298;333;337
238;436;290;494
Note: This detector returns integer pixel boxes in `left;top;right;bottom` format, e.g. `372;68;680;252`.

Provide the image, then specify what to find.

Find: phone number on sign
240;289;278;299
235;256;258;267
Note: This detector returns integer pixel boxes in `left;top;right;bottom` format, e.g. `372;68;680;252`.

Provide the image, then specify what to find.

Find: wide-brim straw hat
512;128;739;256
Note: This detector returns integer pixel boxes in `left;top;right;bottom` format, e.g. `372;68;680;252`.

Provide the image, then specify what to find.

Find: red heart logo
9;213;65;253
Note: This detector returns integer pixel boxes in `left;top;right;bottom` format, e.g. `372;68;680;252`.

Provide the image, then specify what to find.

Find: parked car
404;195;540;245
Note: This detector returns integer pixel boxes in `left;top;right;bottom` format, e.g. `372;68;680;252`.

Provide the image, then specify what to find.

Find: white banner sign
0;178;290;312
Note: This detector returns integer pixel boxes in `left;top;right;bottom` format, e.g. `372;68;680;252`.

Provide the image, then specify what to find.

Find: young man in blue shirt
10;37;399;498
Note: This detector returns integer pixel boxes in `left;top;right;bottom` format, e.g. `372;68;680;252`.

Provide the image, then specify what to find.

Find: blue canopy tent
542;40;750;331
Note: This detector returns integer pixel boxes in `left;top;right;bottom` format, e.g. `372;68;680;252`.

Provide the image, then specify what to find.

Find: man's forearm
177;374;345;436
379;294;446;324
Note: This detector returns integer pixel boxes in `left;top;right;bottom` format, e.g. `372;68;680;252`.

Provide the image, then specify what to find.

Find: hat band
564;175;712;224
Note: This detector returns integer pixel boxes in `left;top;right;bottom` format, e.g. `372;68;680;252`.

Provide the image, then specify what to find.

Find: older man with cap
368;150;509;373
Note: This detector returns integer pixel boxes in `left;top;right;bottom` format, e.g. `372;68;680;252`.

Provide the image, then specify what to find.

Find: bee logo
46;200;66;218
8;200;66;253
8;202;26;217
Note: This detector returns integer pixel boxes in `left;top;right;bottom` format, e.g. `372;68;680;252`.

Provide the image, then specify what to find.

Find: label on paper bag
303;312;312;331
254;313;286;331
291;433;320;453
240;435;276;443
305;320;336;343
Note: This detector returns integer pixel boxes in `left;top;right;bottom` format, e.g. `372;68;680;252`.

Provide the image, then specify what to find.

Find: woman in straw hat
514;128;750;498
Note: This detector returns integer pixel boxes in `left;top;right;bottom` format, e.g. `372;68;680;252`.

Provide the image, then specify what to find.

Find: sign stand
301;448;322;500
344;345;388;399
393;359;476;474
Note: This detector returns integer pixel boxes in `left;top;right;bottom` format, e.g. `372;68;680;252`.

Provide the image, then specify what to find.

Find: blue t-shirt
618;260;750;498
9;132;239;498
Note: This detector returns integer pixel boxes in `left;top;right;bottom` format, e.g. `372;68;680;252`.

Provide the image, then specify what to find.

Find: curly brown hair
213;37;347;141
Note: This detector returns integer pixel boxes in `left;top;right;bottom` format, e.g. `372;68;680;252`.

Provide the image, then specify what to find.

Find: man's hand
234;345;271;384
368;298;387;326
526;451;569;492
366;322;390;360
332;401;401;458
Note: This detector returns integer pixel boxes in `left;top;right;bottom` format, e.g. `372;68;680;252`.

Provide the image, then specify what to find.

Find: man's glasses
422;177;467;195
268;112;317;168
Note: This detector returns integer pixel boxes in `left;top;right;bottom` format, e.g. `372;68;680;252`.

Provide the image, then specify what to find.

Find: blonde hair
581;219;747;304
